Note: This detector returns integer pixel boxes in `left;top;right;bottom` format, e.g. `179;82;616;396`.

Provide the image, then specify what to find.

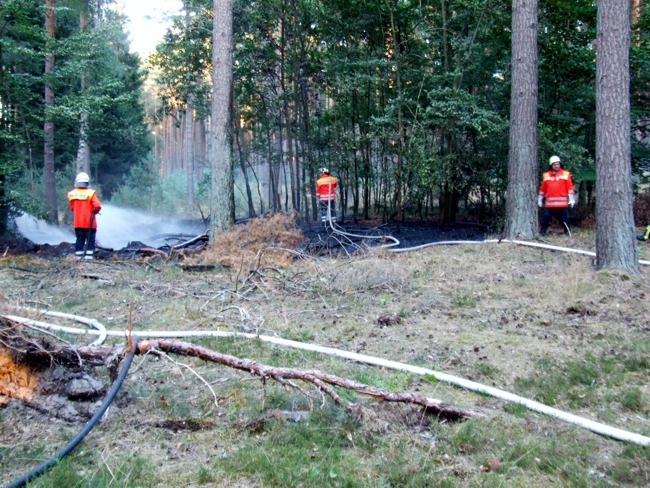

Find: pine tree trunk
595;0;639;272
43;0;58;224
75;2;90;175
234;106;256;218
185;7;194;209
386;0;403;222
185;93;194;208
279;6;296;212
209;0;235;237
505;0;538;238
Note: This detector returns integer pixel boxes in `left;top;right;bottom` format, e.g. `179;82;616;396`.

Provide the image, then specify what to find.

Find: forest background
0;0;649;233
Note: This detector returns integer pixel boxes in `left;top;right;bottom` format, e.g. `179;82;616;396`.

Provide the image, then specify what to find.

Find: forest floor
1;216;650;487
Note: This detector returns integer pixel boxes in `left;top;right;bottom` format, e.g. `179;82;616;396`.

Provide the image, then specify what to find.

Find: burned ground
0;217;489;260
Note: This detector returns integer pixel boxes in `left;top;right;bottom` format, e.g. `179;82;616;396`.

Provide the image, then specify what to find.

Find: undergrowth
193;213;304;268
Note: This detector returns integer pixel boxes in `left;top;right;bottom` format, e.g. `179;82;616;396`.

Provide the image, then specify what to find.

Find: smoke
14;204;206;249
14;214;75;245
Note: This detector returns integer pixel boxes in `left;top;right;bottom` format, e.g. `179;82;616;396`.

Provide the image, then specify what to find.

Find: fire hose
320;209;650;264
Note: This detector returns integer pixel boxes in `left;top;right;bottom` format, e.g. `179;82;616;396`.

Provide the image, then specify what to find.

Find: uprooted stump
0;337;110;422
0;318;478;423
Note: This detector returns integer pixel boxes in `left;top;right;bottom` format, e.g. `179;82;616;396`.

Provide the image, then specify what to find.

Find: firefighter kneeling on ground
538;155;575;236
68;172;101;260
316;168;337;224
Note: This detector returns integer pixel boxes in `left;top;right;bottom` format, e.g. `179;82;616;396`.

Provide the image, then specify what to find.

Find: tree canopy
0;0;150;228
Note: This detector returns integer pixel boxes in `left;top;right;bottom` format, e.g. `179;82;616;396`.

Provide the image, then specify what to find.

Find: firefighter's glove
568;194;576;208
537;196;544;208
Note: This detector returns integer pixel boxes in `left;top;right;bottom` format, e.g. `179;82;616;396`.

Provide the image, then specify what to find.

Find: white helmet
549;155;561;166
320;167;329;175
75;172;90;185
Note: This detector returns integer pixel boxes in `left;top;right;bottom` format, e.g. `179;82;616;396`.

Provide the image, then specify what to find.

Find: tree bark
209;0;235;237
185;93;195;207
595;0;639;272
234;104;257;218
505;0;539;238
386;0;404;222
75;1;90;176
44;0;58;224
185;6;195;208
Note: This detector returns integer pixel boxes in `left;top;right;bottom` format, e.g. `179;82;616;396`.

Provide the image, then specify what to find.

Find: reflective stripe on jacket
68;187;101;229
539;169;574;208
316;175;337;202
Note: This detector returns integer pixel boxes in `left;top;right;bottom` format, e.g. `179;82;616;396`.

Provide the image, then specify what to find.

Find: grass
2;228;650;486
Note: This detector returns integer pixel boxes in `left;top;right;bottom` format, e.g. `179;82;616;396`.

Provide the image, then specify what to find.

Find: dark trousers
541;207;570;232
75;228;97;254
320;200;336;222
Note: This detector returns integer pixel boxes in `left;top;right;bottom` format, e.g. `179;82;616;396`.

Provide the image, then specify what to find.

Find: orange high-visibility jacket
68;187;101;229
539;169;574;208
316;175;337;201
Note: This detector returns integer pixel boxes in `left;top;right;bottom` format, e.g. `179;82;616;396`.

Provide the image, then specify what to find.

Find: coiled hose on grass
4;336;138;488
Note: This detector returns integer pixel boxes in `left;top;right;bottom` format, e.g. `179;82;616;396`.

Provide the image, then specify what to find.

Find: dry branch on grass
0;319;476;421
137;339;477;420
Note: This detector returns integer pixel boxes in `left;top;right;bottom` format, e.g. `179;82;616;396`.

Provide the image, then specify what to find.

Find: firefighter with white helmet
316;168;337;224
538;156;575;236
67;172;101;259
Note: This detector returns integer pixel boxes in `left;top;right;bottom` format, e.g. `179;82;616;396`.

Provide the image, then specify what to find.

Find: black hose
5;337;139;488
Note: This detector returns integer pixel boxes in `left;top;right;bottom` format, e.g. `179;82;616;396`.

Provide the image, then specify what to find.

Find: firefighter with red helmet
316;168;337;224
68;172;101;259
538;155;575;236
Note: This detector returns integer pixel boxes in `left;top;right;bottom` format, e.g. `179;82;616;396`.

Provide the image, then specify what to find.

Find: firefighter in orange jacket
316;168;337;224
68;172;101;259
538;155;575;236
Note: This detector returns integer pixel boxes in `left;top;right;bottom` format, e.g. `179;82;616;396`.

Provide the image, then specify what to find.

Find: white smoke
14;214;75;245
14;204;206;249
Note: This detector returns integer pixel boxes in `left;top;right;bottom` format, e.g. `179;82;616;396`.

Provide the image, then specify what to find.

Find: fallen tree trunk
0;318;475;420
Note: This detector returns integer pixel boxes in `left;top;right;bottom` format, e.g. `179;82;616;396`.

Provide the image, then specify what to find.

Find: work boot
75;251;84;260
84;251;94;260
539;227;547;237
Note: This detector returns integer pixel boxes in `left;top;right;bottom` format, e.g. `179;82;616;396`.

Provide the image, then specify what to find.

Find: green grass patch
620;387;645;412
502;402;528;418
215;408;358;487
28;453;155;488
514;346;650;410
451;292;477;308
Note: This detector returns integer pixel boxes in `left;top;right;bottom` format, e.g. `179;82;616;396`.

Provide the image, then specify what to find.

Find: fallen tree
0;317;477;421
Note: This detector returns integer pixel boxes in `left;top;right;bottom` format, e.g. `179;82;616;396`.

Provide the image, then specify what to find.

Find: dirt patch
0;348;39;402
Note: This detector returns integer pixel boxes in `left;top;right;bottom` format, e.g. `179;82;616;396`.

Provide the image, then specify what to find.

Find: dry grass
193;213;304;269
